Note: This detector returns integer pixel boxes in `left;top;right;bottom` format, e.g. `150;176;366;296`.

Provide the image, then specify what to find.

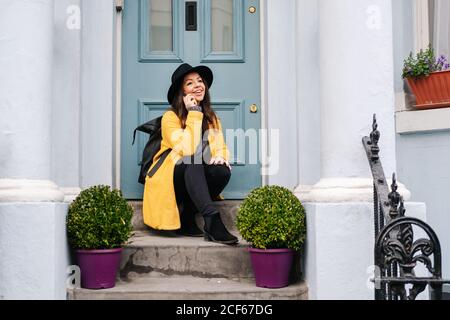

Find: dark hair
171;77;219;133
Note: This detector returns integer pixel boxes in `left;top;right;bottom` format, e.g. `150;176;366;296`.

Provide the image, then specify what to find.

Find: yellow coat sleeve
162;111;204;157
209;118;230;161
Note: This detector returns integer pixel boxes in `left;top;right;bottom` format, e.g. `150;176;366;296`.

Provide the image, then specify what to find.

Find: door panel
139;0;184;62
202;0;244;62
210;0;234;52
121;0;261;199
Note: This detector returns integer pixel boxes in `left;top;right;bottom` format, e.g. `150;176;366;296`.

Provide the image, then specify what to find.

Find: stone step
68;277;308;300
120;231;254;280
129;200;242;232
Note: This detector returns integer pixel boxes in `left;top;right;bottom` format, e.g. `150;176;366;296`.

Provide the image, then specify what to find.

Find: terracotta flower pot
406;70;450;110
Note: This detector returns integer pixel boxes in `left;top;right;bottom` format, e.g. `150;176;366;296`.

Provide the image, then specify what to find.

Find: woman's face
182;72;206;103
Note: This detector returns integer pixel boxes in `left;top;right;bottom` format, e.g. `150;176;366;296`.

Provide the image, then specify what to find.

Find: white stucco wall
51;0;116;191
305;202;427;300
296;0;321;186
0;203;69;300
52;0;82;188
264;0;299;189
1;0;71;300
50;0;117;199
80;0;116;188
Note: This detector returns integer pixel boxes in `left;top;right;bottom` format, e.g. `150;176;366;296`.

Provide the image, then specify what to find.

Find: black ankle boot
204;213;238;245
177;203;203;237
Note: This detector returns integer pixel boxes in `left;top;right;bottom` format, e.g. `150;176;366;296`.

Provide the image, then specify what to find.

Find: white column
298;0;409;203
52;0;82;199
295;0;321;191
299;0;419;300
0;0;64;202
0;0;68;300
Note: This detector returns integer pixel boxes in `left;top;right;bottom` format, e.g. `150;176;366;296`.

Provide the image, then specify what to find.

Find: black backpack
132;116;171;185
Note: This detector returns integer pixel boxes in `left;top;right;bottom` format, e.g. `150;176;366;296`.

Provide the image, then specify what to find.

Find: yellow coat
143;110;230;230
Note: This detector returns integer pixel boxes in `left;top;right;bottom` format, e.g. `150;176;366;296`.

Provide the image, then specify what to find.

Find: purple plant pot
76;248;122;289
248;247;294;289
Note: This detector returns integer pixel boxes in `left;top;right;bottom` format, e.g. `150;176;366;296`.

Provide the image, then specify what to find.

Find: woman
142;63;238;245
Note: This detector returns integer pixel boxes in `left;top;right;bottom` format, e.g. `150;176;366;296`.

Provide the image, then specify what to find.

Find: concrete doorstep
67;277;308;300
68;201;308;300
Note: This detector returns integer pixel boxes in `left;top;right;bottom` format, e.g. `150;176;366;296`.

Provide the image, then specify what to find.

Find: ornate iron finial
370;114;380;161
391;173;398;192
388;173;401;219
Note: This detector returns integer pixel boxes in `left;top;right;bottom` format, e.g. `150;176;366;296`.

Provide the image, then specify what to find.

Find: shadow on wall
290;245;305;284
403;79;416;110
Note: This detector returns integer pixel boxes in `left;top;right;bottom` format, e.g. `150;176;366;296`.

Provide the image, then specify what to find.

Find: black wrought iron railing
362;114;450;300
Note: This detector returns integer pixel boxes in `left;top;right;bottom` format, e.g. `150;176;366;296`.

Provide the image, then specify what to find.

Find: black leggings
173;158;231;217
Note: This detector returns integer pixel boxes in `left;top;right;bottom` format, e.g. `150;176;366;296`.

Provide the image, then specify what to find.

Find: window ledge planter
406;70;450;110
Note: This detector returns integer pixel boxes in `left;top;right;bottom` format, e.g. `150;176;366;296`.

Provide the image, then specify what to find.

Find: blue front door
121;0;261;199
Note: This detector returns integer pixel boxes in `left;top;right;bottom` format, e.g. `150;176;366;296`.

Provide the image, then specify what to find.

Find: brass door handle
250;104;258;113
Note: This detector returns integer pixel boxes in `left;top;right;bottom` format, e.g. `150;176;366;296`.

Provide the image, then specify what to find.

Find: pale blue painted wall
396;132;450;282
392;0;414;92
393;1;450;285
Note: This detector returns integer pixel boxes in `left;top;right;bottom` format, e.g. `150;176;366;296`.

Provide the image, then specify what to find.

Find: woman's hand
210;156;232;171
183;94;198;109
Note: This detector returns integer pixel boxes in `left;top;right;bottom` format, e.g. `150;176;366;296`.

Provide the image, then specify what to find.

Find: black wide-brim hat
167;63;214;105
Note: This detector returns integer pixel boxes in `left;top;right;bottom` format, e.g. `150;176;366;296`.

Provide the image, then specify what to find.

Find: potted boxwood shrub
67;185;133;289
403;45;450;110
236;185;306;289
